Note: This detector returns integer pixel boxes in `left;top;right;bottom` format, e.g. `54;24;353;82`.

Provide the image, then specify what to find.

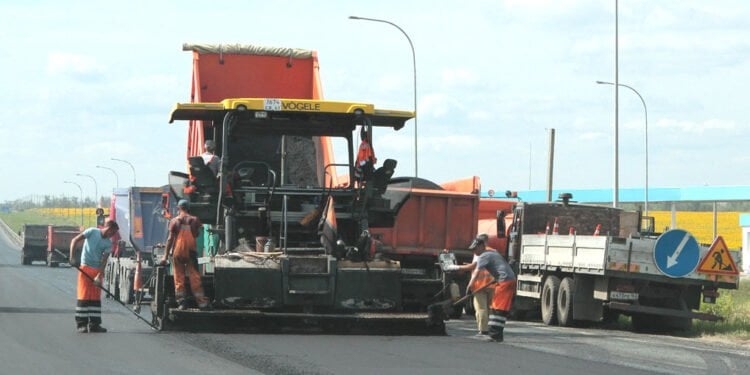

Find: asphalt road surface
1;225;748;375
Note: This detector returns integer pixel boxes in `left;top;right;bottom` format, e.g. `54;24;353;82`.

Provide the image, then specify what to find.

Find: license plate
610;291;639;301
401;268;426;275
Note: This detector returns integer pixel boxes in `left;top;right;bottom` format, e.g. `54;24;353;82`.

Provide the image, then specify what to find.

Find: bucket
255;236;272;252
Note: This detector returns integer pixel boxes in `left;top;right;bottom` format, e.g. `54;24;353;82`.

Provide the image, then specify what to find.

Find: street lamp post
76;173;99;208
96;165;119;188
597;80;648;217
111;158;136;186
349;15;418;177
63;181;84;226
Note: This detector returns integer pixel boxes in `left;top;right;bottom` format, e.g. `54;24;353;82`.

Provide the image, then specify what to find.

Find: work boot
177;300;189;311
490;330;504;343
87;324;107;333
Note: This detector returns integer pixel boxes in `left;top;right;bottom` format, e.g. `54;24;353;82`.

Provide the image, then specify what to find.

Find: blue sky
1;0;748;202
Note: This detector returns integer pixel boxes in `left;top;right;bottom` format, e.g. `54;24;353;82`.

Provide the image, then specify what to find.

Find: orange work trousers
172;227;208;307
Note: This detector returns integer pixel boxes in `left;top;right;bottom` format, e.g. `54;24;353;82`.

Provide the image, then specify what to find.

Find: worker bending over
69;219;119;333
447;233;516;342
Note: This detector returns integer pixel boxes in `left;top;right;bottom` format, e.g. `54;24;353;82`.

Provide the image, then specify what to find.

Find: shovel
427;280;497;325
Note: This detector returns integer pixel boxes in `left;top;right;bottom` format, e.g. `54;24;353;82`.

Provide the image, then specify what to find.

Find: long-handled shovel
427;280;497;325
54;249;159;331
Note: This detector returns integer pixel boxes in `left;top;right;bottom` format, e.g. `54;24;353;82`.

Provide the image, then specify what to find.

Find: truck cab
167;98;411;256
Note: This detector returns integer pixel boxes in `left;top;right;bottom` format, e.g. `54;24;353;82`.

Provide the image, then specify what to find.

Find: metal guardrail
0;218;22;248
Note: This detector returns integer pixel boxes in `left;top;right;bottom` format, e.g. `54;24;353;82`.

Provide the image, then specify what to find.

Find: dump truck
104;186;172;305
369;176;512;316
505;195;742;331
46;225;81;267
21;224;48;265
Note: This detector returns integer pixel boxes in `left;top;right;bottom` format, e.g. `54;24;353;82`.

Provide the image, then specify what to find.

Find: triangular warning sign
697;236;739;275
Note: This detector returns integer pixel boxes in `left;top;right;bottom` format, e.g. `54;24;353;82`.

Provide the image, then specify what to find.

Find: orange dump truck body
371;187;479;260
371;177;481;262
46;225;81;266
181;43;334;174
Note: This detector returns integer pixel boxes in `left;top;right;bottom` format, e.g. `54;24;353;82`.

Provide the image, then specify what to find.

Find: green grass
695;279;750;341
0;210;79;234
607;279;750;342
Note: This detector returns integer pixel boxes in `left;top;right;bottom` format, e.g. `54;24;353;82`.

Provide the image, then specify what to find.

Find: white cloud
502;0;588;13
47;52;104;80
579;132;606;141
440;68;479;87
655;118;736;134
419;93;456;118
376;73;408;92
420;135;482;152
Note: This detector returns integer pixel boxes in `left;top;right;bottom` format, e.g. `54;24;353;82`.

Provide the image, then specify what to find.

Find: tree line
1;195;112;212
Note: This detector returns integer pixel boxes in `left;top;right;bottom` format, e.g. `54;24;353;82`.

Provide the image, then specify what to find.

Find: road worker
470;234;496;337
354;127;376;182
447;233;516;342
201;139;220;177
160;199;210;310
69;219;119;333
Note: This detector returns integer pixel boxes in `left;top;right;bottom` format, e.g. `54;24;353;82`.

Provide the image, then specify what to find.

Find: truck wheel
631;313;657;332
541;275;560;326
663;317;692;332
21;253;31;265
557;277;575;327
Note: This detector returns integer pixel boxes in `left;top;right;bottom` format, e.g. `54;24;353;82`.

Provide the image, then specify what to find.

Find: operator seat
188;156;219;194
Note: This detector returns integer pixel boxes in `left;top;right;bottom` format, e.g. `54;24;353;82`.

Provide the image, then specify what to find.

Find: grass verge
0;210;79;234
695;278;750;343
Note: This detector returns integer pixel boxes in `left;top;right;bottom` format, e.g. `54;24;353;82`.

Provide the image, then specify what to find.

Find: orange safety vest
354;140;376;179
172;219;197;262
471;268;495;292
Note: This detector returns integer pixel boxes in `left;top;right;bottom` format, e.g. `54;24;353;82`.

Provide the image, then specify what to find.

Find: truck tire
664;316;692;332
557;277;575;327
21;253;31;265
541;275;560;326
631;313;658;332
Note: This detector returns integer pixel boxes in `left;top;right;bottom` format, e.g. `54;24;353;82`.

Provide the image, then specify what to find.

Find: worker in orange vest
354;127;376;182
469;234;496;337
69;219;119;333
160;199;210;310
446;233;517;342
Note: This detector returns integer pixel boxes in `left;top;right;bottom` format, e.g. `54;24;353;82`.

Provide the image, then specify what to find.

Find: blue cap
177;199;189;208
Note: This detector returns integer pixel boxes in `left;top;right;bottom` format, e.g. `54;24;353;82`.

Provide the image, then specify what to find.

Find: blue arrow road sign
653;229;700;278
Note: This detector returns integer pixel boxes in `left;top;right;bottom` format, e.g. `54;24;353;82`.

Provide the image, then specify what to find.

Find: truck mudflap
606;301;721;321
162;309;445;335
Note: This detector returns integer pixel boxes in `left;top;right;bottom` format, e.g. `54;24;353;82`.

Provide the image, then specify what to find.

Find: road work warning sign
696;236;739;275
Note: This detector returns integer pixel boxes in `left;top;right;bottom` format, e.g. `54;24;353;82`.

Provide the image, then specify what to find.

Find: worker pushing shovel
64;219;158;332
430;234;517;342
